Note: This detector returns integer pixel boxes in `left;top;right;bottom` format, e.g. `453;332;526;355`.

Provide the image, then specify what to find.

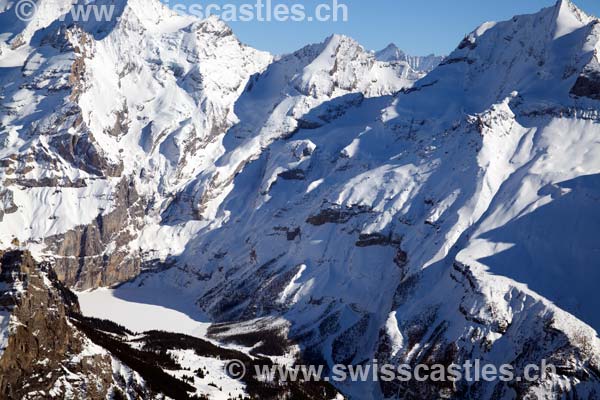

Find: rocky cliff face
43;178;145;288
0;250;341;399
0;251;118;399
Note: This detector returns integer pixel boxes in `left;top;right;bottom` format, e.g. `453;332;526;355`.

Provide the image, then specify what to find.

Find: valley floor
77;287;211;338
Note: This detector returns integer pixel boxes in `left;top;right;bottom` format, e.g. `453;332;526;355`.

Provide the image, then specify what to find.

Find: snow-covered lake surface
76;287;211;338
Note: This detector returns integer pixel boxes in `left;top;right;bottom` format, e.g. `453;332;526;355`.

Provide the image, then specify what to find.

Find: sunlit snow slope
0;0;599;398
126;1;600;398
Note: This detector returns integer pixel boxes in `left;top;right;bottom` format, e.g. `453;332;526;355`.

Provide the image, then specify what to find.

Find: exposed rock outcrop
44;179;145;289
0;251;114;399
0;190;17;222
0;250;341;399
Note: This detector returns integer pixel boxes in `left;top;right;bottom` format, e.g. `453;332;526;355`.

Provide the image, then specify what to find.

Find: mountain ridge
0;0;599;398
375;43;445;72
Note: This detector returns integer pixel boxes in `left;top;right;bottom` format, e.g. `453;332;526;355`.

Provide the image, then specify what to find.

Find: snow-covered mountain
129;1;600;398
375;43;445;73
1;0;600;398
0;250;338;399
0;0;418;290
0;0;266;288
162;33;422;225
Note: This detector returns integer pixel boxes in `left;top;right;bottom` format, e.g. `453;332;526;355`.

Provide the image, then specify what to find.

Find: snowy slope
115;1;600;398
162;33;422;223
1;251;336;400
0;0;599;398
0;0;419;289
0;0;275;287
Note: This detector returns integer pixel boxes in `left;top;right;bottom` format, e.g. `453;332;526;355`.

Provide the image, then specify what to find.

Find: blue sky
172;0;600;55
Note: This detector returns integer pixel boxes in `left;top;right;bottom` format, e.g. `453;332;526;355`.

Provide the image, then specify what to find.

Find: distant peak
375;43;406;62
381;43;400;51
322;33;359;47
0;0;74;45
194;15;233;37
312;34;366;58
203;14;230;27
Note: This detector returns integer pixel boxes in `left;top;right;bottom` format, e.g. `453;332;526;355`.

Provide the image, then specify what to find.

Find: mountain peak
308;33;368;64
375;43;406;62
375;44;444;73
552;0;593;39
555;0;577;13
193;14;234;37
322;33;360;49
